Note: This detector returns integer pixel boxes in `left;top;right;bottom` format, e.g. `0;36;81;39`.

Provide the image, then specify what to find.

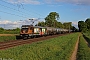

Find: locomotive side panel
33;26;47;36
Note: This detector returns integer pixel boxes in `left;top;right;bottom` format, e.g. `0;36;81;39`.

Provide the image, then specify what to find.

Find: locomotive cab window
21;27;29;30
21;28;28;30
21;27;29;33
30;27;33;30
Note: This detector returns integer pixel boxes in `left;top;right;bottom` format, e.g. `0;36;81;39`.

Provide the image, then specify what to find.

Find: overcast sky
0;0;90;29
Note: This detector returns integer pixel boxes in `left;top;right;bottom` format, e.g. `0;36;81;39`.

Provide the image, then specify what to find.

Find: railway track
0;33;71;50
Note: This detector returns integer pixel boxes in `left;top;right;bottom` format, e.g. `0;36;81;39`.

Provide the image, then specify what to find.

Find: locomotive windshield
21;28;28;30
21;26;29;33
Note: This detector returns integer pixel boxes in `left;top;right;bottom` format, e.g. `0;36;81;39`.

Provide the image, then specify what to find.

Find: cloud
0;20;19;29
6;0;41;5
0;20;79;29
72;21;78;25
72;21;78;28
6;0;90;5
44;0;90;5
0;20;39;29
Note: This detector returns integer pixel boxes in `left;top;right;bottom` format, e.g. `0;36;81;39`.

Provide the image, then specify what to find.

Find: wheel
23;37;27;40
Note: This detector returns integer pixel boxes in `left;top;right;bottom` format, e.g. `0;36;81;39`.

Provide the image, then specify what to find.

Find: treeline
0;12;78;33
36;12;78;32
0;27;20;34
78;18;90;32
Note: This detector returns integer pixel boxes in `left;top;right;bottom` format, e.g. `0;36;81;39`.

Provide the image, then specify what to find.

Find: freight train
16;25;70;39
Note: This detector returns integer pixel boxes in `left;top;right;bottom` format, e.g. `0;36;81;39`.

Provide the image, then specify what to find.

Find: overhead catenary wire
0;0;44;18
16;3;44;18
0;3;33;18
0;10;27;18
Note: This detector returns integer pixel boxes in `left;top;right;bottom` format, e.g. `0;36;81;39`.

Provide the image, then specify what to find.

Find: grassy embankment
0;33;79;60
77;33;90;60
0;36;16;42
0;30;19;42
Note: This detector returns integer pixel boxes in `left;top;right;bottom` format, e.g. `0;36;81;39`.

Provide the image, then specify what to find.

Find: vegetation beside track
0;34;18;36
77;33;90;60
0;36;16;42
83;32;90;44
0;27;20;34
0;33;79;60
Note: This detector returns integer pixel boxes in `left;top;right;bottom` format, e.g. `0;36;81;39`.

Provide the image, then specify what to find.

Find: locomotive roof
21;25;46;28
22;25;33;27
33;26;46;28
21;25;67;29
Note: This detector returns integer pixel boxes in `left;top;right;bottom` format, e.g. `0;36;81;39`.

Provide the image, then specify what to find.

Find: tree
78;21;87;32
0;27;4;33
57;22;64;28
63;22;72;29
0;27;4;31
36;21;45;27
45;12;60;27
15;28;20;31
71;26;77;32
85;18;90;31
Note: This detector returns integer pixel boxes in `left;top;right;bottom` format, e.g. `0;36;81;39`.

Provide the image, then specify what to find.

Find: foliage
78;21;87;32
0;27;4;32
71;26;78;32
57;22;64;28
15;28;20;31
85;18;90;31
77;33;90;60
0;33;79;60
45;12;60;27
0;28;20;34
63;22;72;29
78;18;90;32
0;36;16;42
36;21;46;27
36;12;77;31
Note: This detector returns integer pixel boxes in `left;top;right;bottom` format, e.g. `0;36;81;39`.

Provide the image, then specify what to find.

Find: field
0;31;19;42
0;34;18;36
77;33;90;60
0;28;20;34
0;35;16;42
0;33;79;60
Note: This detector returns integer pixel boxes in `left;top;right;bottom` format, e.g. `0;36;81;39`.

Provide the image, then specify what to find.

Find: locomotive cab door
39;28;46;36
39;28;42;35
29;27;34;34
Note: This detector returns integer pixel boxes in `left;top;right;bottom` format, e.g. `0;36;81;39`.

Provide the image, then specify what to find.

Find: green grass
0;31;20;34
77;34;90;60
0;33;79;60
0;36;16;42
83;33;90;44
